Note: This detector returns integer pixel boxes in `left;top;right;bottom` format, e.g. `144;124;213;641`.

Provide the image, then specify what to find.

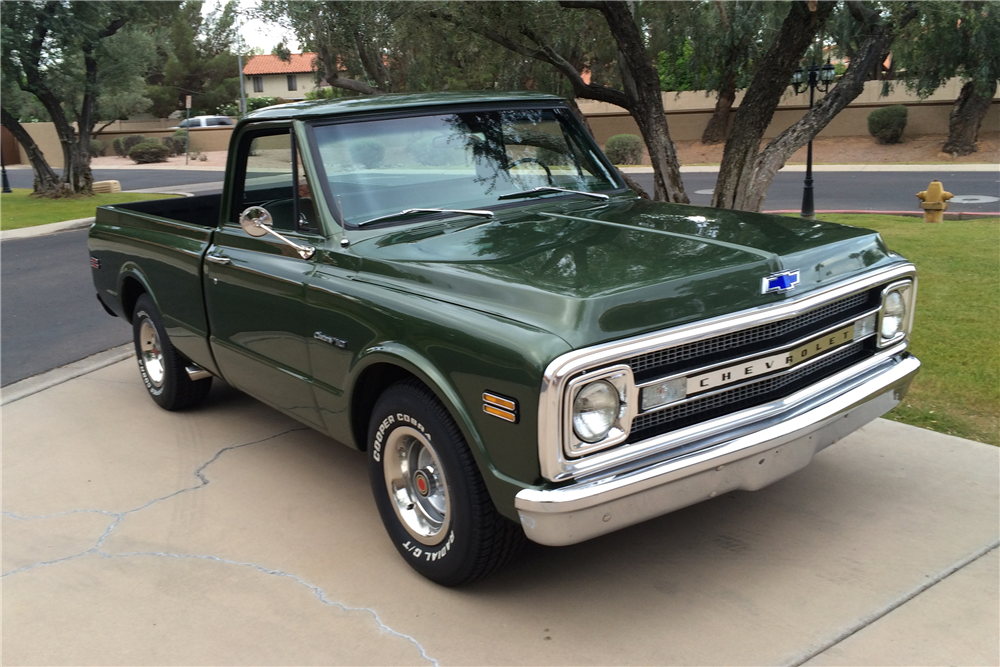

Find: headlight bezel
877;280;916;347
563;364;636;458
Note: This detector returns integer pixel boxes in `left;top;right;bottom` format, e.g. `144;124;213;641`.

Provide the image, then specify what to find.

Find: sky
204;0;301;55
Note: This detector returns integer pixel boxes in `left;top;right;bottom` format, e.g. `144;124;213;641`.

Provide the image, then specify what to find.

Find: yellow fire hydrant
916;180;953;223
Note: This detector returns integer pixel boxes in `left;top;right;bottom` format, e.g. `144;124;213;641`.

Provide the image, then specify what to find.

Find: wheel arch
349;345;481;459
118;264;155;323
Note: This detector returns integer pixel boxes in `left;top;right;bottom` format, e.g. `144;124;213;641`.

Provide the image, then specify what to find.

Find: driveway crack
3;425;439;666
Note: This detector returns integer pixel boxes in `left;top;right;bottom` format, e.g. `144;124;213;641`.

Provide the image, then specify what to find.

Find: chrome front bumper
515;352;920;547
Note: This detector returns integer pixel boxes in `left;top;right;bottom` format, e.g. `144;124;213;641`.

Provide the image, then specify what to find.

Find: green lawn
821;214;1000;446
0;188;179;231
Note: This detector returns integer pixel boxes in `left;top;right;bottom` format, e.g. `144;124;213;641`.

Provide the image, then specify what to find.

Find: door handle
205;252;231;265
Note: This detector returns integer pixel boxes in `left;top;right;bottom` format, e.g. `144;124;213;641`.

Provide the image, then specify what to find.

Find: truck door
203;125;326;430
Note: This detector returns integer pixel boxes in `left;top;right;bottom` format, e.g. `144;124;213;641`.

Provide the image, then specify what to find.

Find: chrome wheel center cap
413;469;432;497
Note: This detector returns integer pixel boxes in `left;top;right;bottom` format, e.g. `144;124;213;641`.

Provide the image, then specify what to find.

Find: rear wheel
367;380;525;586
132;294;211;410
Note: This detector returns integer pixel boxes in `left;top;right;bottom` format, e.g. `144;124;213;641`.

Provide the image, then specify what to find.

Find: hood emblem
762;270;800;294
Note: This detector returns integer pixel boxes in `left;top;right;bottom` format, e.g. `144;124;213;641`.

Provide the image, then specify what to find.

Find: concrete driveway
3;359;998;666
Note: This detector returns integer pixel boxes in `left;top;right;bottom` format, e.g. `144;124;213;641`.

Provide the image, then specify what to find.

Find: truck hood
349;198;896;349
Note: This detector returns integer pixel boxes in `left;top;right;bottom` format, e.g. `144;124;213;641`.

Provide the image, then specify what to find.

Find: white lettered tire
367;380;525;585
132;294;211;410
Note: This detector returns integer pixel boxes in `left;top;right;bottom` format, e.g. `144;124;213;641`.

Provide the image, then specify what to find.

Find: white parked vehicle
169;115;234;130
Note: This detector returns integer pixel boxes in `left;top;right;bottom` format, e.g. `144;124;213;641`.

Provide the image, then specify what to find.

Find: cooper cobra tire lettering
367;380;525;586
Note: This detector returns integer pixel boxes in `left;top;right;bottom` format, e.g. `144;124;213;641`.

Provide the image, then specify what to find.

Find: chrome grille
630;341;865;436
629;291;870;375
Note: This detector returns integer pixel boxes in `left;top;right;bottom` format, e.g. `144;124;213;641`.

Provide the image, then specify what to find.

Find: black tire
132;294;212;410
367;380;525;586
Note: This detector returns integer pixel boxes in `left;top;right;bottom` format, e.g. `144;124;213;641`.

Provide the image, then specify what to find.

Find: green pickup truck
89;92;920;585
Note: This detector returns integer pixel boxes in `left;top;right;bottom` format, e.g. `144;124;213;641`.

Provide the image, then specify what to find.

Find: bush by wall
604;134;644;164
112;137;127;157
88;139;107;157
161;136;185;156
350;140;385;169
129;141;171;164
122;134;147;154
867;105;908;144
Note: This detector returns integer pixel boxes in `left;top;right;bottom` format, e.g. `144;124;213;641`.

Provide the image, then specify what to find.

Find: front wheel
367;380;525;586
132;294;211;410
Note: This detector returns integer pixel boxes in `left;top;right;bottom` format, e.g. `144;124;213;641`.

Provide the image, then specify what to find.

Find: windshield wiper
497;186;610;202
356;208;495;228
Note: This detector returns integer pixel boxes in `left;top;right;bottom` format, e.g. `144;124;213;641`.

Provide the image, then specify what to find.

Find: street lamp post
1;151;11;194
791;59;836;219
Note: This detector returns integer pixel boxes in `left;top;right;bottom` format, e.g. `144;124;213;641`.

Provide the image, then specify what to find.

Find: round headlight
881;290;906;339
572;381;620;443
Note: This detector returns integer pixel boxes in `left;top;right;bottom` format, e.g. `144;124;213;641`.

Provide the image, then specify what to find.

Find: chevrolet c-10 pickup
88;92;919;585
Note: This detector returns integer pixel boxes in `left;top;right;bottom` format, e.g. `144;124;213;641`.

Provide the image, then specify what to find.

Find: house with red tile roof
242;52;327;100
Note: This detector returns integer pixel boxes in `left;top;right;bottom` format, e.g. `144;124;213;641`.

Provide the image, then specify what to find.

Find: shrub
121;134;147;154
112;137;127;157
88;139;107;157
604;134;644;164
128;140;171;164
867;105;908;145
161;136;186;156
350;139;385;169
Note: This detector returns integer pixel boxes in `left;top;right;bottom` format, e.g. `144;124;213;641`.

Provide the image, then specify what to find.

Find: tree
711;1;918;212
677;2;788;144
434;1;690;204
258;1;414;95
146;1;242;117
1;2;169;196
894;1;1000;156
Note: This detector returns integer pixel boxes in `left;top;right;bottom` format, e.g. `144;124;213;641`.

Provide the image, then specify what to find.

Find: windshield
309;107;622;228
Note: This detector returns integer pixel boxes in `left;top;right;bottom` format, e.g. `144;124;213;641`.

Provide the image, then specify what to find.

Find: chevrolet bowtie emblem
762;270;800;294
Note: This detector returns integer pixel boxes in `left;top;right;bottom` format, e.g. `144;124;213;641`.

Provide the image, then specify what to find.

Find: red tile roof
243;53;318;76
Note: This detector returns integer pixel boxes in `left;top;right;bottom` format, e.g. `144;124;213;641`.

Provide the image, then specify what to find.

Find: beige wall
244;73;325;101
16;124;234;165
579;77;1000;147
13;77;997;168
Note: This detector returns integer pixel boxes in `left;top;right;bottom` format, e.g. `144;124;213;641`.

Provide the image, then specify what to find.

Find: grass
820;214;1000;446
0;188;180;231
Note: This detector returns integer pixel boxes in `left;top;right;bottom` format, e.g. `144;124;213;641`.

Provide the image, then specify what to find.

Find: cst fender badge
313;331;347;349
762;270;800;294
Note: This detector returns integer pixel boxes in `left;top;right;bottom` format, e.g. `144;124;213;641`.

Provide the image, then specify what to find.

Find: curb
1;344;134;406
0;217;94;241
620;163;1000;174
764;209;1000;220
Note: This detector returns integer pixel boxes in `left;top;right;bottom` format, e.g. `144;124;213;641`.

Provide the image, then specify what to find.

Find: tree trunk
942;80;996;156
701;74;736;144
596;1;688;203
712;1;835;210
1;107;61;196
738;2;917;212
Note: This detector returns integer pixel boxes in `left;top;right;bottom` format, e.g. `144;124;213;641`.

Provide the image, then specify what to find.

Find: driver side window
236;130;318;234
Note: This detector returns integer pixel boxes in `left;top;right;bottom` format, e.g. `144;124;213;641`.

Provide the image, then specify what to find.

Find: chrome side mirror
238;206;315;260
239;205;272;238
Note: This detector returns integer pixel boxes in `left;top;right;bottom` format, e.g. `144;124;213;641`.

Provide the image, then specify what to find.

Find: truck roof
242;91;567;122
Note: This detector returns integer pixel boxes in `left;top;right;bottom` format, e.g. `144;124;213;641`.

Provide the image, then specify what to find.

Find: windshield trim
304;102;629;231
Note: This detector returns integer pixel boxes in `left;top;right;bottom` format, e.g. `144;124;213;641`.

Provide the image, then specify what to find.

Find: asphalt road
1;229;130;385
1;167;996;386
4;167;224;192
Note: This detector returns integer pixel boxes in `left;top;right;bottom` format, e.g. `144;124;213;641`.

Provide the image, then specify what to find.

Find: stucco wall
243;73;320;101
10;77;996;168
578;77;1000;146
14;125;234;165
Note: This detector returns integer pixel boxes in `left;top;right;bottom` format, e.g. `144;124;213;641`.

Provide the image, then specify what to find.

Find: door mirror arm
239;206;316;260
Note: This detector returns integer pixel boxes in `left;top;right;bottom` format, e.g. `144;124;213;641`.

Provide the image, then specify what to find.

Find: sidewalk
2;356;997;665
